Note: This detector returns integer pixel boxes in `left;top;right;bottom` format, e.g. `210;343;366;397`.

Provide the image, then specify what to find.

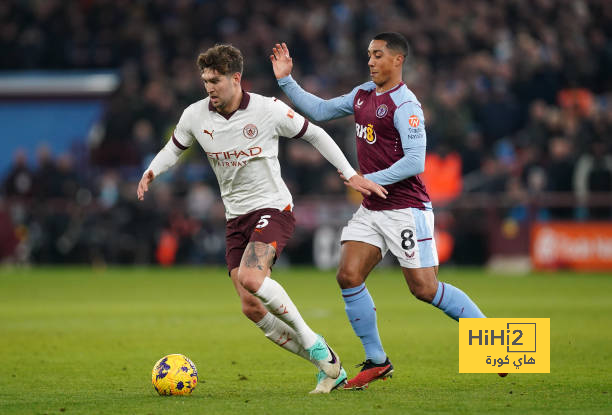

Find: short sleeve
271;98;309;139
173;107;196;149
394;101;427;149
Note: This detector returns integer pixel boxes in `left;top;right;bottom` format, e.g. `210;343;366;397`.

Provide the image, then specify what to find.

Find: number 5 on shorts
256;215;271;229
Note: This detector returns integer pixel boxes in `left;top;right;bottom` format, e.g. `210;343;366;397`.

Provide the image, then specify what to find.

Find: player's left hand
270;42;293;79
341;170;388;199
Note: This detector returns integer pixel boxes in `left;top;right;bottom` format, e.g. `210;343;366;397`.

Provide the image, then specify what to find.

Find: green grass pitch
1;266;610;414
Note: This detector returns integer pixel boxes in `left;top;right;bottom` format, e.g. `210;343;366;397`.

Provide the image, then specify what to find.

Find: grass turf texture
0;266;610;414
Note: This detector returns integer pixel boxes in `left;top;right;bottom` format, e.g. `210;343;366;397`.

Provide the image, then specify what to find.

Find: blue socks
341;283;387;364
431;281;486;320
342;281;484;364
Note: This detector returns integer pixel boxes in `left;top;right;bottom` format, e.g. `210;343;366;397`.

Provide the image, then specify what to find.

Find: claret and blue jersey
278;76;431;211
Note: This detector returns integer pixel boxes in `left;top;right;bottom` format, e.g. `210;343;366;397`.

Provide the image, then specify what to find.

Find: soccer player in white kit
271;33;498;389
137;44;387;393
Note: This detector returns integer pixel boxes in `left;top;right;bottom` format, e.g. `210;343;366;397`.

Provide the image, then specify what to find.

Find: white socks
254;277;318;349
255;312;310;361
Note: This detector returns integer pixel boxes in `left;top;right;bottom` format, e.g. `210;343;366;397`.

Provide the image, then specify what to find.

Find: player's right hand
137;170;154;201
270;42;293;79
341;171;388;199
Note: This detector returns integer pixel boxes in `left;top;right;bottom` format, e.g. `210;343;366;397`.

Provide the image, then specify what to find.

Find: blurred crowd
1;0;612;264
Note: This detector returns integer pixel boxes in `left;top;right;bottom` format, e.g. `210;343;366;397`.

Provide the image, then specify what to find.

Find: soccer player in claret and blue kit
271;32;505;389
138;44;388;393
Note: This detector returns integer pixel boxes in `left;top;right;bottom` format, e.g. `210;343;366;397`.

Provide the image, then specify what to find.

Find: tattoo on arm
242;241;276;271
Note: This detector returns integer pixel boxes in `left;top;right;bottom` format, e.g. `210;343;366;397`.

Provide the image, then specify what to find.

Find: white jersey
173;92;307;219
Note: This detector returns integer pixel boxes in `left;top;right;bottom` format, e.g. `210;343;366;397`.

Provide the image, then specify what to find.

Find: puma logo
277;332;292;346
203;129;214;140
274;305;288;315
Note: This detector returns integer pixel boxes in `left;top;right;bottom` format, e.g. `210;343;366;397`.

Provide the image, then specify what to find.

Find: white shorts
340;205;439;268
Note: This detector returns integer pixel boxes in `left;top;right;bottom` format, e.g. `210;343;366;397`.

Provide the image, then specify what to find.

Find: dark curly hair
197;44;243;75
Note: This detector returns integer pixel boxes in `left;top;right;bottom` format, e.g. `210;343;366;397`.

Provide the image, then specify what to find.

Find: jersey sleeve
270;97;310;139
144;107;196;177
363;101;427;185
300;123;357;180
277;75;362;122
394;100;427;149
172;107;196;150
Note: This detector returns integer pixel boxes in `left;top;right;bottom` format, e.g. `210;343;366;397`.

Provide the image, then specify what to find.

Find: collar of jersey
208;90;250;120
375;82;404;96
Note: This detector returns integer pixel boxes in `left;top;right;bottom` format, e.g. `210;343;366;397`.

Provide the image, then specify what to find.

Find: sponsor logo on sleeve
408;115;420;128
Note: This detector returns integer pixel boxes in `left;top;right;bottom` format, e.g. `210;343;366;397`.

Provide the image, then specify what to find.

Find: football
151;354;198;396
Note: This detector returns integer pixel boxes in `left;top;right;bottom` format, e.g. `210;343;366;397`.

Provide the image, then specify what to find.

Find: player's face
202;69;241;113
367;40;403;88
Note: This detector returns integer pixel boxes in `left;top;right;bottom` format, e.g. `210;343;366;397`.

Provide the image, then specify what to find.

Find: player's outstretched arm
339;170;388;199
363;146;426;185
300;122;387;199
271;42;356;122
136;138;184;201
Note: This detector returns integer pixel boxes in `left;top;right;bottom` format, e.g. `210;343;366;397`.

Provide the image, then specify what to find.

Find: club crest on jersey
408;115;420;128
243;124;258;139
376;104;388;118
356;123;377;144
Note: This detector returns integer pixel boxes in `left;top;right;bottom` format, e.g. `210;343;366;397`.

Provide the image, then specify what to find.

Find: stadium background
1;0;611;270
1;2;612;414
